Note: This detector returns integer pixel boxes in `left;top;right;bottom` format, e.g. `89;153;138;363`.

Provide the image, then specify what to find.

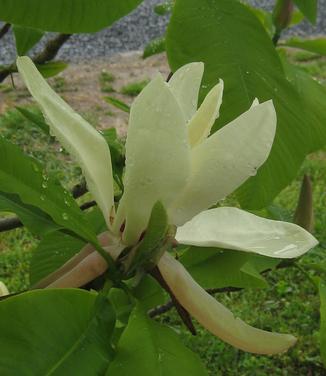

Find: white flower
17;57;318;355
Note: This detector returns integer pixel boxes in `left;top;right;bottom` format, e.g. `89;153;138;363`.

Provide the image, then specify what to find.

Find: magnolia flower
17;57;318;355
0;281;9;297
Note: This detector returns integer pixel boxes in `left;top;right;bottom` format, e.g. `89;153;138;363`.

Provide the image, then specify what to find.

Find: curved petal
17;56;114;228
117;74;191;245
168;62;204;122
158;252;297;354
176;207;318;258
188;80;224;147
169;100;277;225
0;281;9;297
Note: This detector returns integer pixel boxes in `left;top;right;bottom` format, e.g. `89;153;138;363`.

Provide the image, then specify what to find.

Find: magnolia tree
0;0;325;375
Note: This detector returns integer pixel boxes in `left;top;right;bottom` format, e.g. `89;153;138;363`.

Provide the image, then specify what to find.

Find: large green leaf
13;25;43;55
166;0;309;210
0;289;115;375
0;191;61;236
0;0;143;33
106;304;208;375
319;281;326;367
293;0;317;24
281;57;326;152
180;247;279;289
0;136;97;243
283;37;326;56
30;207;107;285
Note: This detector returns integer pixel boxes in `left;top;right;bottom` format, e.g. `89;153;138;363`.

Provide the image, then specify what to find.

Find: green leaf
289;10;305;26
154;1;174;16
36;61;68;78
180;247;279;289
0;191;61;236
16;106;50;134
30;207;107;285
245;4;274;37
293;0;317;24
130;201;168;271
13;25;43;55
104;96;130;113
0;0;144;33
131;275;165;311
281;57;326;152
101;128;125;177
283;37;326;56
143;36;166;58
319;281;326;367
166;0;310;210
30;232;84;286
106;304;208;376
0;136;97;243
0;289;115;375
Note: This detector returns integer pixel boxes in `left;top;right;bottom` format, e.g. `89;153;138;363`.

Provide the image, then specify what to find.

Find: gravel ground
0;0;325;64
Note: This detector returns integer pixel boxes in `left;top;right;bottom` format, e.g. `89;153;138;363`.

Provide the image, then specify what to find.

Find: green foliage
166;0;317;210
281;57;326;152
319;282;326;367
104;96;130;113
0;0;144;33
283;37;326;56
13;25;43;55
16;106;50;134
36;61;68;78
99;70;115;93
30;207;106;285
107;304;208;375
129;201;168;273
0;289;115;375
180;247;279;289
293;0;317;24
0;192;61;236
121;79;150;96
143;36;166;58
154;1;174;16
0;136;97;243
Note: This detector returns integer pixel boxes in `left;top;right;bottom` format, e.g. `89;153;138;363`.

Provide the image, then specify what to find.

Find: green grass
121;79;149;96
0;50;325;374
99;69;115;93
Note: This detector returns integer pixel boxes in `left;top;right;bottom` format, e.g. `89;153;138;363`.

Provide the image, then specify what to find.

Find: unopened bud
273;0;294;32
294;175;314;232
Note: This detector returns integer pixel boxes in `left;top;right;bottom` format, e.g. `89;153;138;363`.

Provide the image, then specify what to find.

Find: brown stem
0;23;11;39
0;33;71;83
150;266;197;335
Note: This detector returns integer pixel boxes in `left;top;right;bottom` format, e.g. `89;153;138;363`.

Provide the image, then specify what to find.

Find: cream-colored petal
118;74;191;245
158;252;297;354
176;207;318;258
17;56;114;228
169;100;277;225
251;98;260;108
168;62;204;122
0;281;9;297
188;80;224;147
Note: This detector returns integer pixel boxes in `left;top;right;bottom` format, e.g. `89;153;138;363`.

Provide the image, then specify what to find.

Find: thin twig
150;266;197;335
0;33;71;83
0;23;11;39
